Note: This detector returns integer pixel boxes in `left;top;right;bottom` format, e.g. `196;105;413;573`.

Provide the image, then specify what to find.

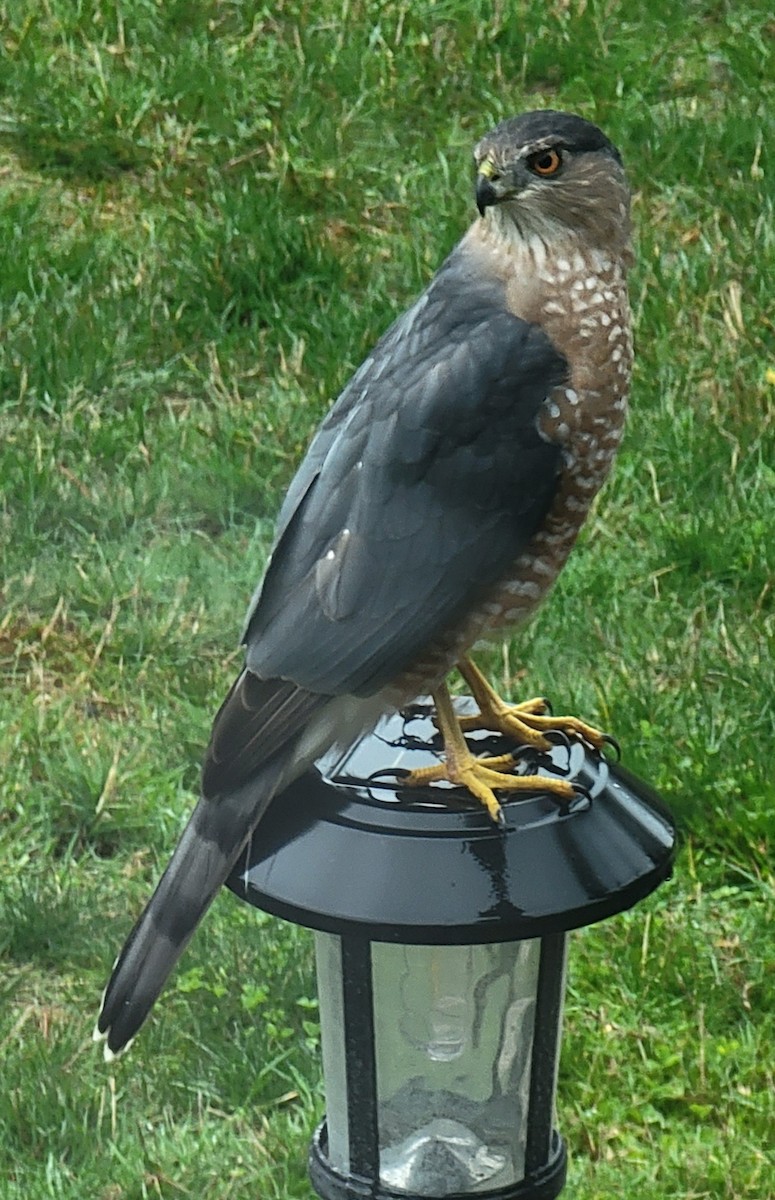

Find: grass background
1;0;773;1196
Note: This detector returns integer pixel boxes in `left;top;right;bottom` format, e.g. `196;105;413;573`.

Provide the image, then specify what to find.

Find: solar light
229;701;675;1199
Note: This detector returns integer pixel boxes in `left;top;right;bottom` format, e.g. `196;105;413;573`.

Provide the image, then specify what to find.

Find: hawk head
473;110;631;254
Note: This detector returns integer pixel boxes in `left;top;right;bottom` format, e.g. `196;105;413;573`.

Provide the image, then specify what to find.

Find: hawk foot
460;707;616;755
393;680;592;826
400;753;580;826
457;656;618;757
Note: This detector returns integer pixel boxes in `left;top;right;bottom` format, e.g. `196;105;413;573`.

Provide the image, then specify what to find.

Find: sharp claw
550;781;593;814
367;767;410;782
600;732;621;760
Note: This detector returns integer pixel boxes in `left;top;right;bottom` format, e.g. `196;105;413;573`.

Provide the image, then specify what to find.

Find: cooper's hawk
96;110;633;1057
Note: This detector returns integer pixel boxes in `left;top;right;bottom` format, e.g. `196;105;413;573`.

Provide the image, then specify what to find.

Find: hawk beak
476;158;499;216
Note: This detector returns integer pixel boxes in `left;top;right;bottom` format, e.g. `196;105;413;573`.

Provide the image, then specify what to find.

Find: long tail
94;673;378;1058
94;756;290;1058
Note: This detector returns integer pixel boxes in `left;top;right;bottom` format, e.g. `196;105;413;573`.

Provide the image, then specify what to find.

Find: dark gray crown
483;110;622;164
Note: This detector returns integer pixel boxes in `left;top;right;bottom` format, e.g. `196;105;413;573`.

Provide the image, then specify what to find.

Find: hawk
96;109;633;1057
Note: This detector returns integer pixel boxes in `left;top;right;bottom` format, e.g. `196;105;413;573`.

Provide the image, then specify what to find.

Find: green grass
1;1;773;1196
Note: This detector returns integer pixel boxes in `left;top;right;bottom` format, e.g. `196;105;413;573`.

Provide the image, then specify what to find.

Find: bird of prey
96;109;633;1058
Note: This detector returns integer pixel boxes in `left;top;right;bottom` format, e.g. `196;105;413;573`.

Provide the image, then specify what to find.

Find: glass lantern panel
314;932;350;1175
371;939;542;1196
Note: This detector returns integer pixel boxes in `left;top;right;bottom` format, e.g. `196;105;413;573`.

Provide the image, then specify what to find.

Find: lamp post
228;701;675;1200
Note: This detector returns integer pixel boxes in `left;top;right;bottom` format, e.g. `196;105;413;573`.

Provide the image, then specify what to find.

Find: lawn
1;1;773;1197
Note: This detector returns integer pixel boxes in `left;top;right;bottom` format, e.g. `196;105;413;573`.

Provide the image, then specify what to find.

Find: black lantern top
228;702;675;944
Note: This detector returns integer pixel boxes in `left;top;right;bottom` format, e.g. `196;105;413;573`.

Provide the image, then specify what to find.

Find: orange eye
528;148;563;177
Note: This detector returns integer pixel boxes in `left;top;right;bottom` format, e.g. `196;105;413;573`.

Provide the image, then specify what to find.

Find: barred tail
94;759;288;1058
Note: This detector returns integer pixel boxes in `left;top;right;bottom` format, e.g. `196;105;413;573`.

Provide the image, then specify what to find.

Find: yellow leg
457;656;611;753
402;681;576;825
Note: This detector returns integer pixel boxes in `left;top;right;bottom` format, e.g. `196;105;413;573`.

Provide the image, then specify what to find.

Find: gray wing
242;250;568;699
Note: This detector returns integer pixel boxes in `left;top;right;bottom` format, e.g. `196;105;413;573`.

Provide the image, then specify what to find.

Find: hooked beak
476;175;498;216
475;157;500;216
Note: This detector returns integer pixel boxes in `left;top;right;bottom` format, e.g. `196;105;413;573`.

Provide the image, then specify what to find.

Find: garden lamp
228;701;675;1199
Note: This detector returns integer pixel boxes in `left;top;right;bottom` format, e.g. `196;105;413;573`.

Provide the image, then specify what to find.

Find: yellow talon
456;694;549;737
457;656;609;752
400;679;578;824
